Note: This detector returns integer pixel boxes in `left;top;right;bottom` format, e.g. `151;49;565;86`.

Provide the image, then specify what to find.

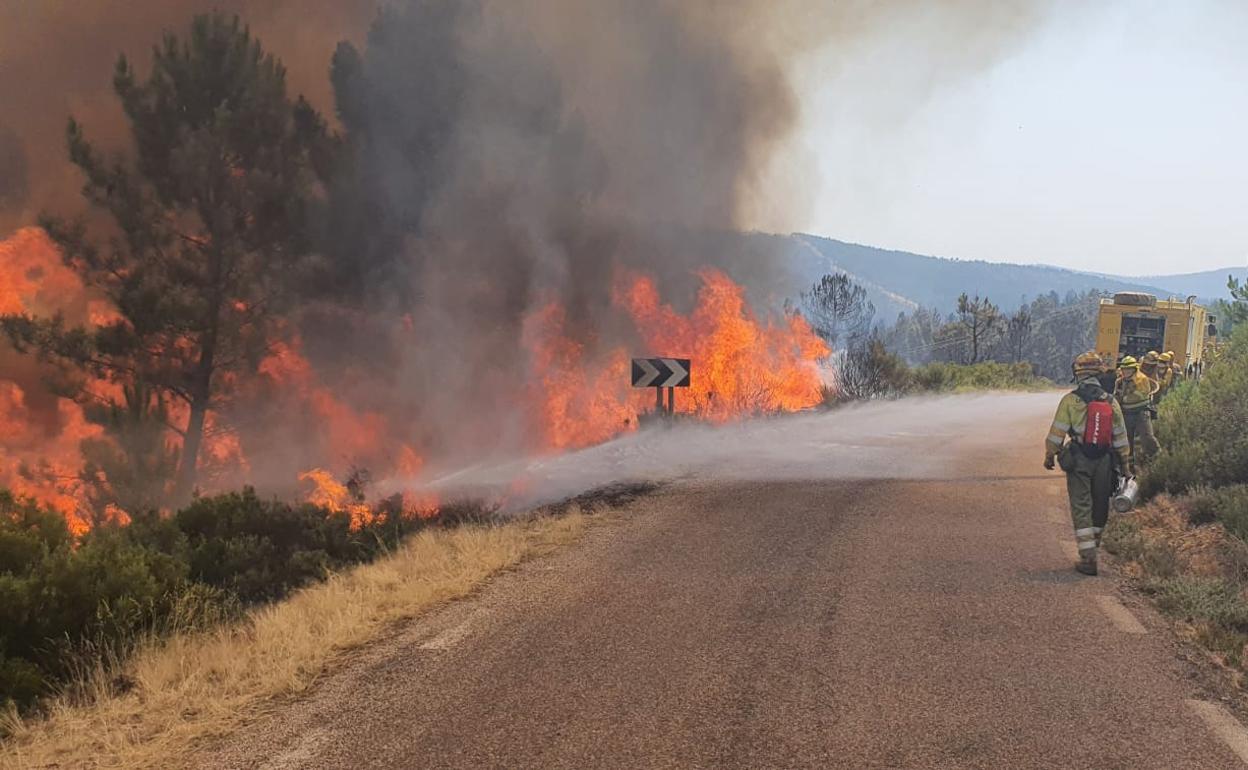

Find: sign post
631;357;691;416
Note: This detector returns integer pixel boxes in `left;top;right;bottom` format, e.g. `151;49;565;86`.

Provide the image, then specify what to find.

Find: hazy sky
790;0;1248;276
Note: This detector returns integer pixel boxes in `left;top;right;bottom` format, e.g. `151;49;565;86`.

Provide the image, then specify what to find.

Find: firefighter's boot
1075;548;1098;576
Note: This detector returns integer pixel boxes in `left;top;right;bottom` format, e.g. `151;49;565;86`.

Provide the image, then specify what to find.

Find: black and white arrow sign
631;357;691;388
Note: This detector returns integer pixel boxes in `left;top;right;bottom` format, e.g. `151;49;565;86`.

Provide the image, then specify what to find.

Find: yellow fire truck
1095;292;1218;371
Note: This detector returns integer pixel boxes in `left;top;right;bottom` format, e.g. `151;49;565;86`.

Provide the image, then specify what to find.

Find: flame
260;339;389;463
6;226;828;531
522;303;635;451
0;228;112;531
0;382;100;535
268;341;440;518
524;268;830;450
298;468;375;529
617;268;830;419
0;227;84;316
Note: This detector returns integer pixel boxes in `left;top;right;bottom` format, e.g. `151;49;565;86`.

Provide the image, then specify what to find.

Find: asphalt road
206;396;1247;769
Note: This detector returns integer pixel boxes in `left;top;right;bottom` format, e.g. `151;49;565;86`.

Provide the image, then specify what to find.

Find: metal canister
1112;476;1140;513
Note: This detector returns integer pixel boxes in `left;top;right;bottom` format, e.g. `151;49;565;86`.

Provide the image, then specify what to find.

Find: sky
787;0;1248;277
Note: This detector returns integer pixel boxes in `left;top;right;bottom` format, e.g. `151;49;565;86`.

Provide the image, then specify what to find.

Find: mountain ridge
786;233;1246;318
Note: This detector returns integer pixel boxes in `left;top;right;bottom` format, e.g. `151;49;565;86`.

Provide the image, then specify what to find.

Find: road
206;394;1247;769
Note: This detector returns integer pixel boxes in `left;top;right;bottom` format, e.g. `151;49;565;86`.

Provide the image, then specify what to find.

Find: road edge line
1094;594;1146;634
1186;699;1248;764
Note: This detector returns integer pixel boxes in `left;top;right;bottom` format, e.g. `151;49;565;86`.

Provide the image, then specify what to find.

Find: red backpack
1082;399;1114;449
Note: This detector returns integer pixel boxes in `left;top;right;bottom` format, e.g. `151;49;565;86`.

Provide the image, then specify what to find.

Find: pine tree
1;14;329;506
954;293;1001;364
798;273;876;352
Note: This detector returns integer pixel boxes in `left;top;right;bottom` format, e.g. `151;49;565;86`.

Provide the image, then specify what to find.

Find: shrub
1149;576;1248;632
1185;485;1248;542
0;485;423;711
1145;324;1248;496
0;477;585;714
1102;517;1146;561
910;360;1048;393
1185;488;1221;526
0;494;187;712
833;338;913;401
1140;447;1203;498
172;487;419;603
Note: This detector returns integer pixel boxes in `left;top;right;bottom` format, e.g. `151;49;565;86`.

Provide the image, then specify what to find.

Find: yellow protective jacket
1115;370;1158;411
1045;384;1131;468
1156;366;1174;394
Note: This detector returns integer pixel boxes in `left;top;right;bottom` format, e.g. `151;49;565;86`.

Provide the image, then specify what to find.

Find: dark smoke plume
2;1;1052;489
272;0;840;468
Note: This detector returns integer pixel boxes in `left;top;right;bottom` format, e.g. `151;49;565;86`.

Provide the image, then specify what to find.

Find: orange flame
7;225;828;531
524;268;830;450
260;339;389;463
522;303;635;451
0;228;114;532
298;468;375;529
618;268;830;419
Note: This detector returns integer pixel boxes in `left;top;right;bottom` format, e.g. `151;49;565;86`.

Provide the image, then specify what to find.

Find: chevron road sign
631;357;691;388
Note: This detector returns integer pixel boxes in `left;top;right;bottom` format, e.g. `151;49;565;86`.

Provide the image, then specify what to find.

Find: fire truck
1094;292;1218;372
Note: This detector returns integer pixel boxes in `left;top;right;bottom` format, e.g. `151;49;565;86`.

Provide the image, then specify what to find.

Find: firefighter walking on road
1044;352;1133;576
1115;355;1160;464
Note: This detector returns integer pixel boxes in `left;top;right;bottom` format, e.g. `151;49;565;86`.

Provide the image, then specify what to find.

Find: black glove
1044;455;1056;470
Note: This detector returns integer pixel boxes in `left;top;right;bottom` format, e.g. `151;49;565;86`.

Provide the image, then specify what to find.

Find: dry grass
1108;496;1229;580
1105;496;1248;676
0;513;586;770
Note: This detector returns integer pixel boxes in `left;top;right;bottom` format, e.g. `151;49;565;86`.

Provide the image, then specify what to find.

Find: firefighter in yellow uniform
1162;351;1184;392
1155;351;1174;396
1115;355;1159;463
1044;352;1133;575
1141;351;1164;406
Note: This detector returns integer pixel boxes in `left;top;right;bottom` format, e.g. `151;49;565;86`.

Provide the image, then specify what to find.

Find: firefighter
1141;351;1163;402
1156;351;1176;396
1114;355;1159;463
1163;351;1184;388
1044;352;1132;576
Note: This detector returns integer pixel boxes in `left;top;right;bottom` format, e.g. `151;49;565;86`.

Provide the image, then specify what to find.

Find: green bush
1145;324;1248;496
172;488;430;602
1184;485;1248;542
1102;516;1146;561
0;484;434;713
910;361;1049;393
1149;576;1248;632
0;493;187;712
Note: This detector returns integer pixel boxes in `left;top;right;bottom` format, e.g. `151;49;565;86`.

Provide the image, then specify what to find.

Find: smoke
398;392;1058;511
0;0;379;230
0;0;1057;498
0;125;27;212
251;0;844;471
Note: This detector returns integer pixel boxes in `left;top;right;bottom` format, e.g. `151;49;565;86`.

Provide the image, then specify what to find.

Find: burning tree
1;14;329;508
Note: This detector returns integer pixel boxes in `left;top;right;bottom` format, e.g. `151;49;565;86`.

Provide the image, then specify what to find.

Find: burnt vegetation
0;2;798;715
